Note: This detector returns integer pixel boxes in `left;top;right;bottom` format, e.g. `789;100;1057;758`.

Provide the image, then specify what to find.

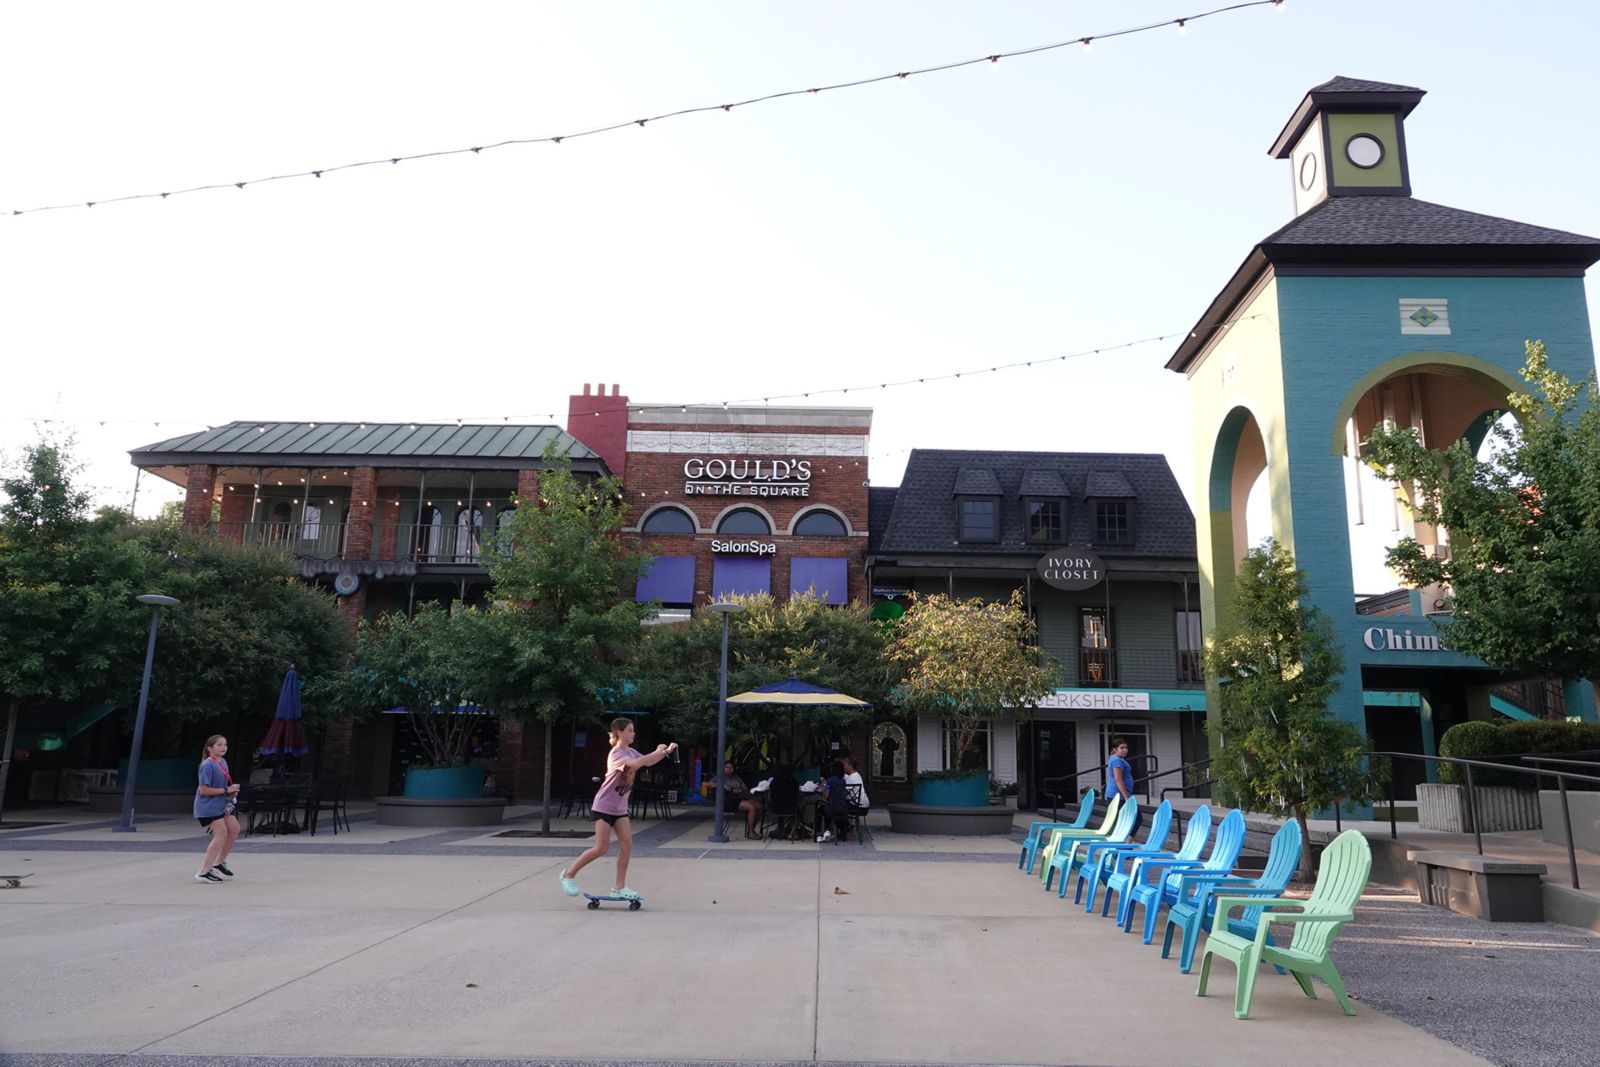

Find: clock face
1299;151;1319;191
1345;134;1384;168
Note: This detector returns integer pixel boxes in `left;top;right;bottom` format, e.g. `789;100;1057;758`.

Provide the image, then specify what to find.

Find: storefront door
1027;720;1077;811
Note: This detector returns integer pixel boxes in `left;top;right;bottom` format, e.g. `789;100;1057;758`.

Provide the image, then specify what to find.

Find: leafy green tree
883;590;1058;776
1204;540;1383;877
629;592;890;764
1366;341;1600;712
310;604;487;771
472;447;654;833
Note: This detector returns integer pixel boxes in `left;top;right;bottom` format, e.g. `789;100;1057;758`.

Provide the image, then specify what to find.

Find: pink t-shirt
592;745;640;816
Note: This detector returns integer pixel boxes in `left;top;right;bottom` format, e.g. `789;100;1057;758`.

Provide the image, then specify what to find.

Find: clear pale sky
5;1;1597;590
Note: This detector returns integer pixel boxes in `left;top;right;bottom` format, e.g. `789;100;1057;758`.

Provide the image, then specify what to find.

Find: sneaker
558;872;580;896
821;830;833;841
195;870;224;883
614;886;642;901
212;862;234;877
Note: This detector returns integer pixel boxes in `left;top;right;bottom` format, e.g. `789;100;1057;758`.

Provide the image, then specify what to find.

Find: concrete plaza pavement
0;807;1493;1067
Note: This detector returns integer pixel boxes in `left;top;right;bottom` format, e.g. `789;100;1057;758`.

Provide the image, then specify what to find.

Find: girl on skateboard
558;718;676;901
193;735;241;882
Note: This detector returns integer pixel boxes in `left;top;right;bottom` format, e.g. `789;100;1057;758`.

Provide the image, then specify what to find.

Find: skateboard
1;873;32;889
583;891;642;911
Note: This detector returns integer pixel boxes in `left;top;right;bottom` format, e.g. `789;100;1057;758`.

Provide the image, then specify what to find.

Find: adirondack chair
1036;794;1122;885
1067;800;1173;905
1161;819;1303;973
1121;808;1246;943
1197;828;1372;1019
1047;796;1143;896
1090;804;1213;915
1018;789;1097;873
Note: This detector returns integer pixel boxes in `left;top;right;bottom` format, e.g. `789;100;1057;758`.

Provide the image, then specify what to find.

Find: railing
213;520;493;565
1072;647;1205;690
1370;749;1600;890
1040;752;1159;820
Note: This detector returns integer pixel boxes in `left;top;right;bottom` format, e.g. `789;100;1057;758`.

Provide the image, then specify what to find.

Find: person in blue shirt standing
1105;737;1140;833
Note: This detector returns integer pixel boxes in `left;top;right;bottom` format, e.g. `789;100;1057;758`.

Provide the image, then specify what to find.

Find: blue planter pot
117;757;193;789
403;765;486;799
912;774;990;807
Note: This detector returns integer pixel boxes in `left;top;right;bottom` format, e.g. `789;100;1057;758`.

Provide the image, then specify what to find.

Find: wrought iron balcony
1073;646;1205;691
212;520;491;569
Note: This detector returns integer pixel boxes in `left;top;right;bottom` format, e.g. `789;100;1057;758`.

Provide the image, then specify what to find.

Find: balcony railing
1073;646;1206;690
214;521;492;566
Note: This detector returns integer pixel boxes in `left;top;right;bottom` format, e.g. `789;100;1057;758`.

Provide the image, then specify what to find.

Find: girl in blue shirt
193;735;241;882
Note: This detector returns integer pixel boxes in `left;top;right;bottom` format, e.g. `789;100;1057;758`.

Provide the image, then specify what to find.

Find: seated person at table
711;761;764;839
840;756;869;840
818;761;849;842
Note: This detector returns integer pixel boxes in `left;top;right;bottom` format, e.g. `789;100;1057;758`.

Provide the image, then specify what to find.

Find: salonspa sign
683;457;812;498
1036;548;1106;591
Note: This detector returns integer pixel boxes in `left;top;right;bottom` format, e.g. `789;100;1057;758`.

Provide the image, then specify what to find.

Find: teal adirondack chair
1068;800;1173;905
1019;789;1097;873
1197;828;1372;1019
1092;805;1213;916
1122;808;1245;943
1036;794;1123;885
1162;818;1303;973
1045;797;1138;893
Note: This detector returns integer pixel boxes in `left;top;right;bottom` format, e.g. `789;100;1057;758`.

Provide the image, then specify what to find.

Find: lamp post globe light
115;594;180;833
707;599;745;844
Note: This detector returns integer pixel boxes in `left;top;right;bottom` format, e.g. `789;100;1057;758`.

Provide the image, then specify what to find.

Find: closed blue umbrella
259;668;310;761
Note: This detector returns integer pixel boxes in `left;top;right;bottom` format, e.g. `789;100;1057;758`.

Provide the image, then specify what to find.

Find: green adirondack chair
1196;829;1372;1020
1036;794;1122;884
1019;788;1097;873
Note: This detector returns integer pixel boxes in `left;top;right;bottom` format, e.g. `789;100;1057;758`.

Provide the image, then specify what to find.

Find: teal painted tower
1168;78;1600;797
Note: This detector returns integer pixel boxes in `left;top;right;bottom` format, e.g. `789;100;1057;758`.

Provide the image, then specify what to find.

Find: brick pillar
494;719;544;802
320;720;354;779
217;484;252;541
344;466;377;559
181;464;218;531
515;469;540;503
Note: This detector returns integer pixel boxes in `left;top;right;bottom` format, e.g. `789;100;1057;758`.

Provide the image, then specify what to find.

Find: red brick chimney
566;383;629;480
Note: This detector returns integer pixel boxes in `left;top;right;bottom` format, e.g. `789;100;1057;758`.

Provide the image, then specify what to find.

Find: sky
4;1;1598;590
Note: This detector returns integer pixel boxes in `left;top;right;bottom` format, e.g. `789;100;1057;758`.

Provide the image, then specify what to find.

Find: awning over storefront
636;555;696;604
790;557;848;603
713;556;770;598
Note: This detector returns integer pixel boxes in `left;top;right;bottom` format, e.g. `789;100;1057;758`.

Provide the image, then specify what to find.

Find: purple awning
790;557;848;604
636;556;696;604
713;556;771;598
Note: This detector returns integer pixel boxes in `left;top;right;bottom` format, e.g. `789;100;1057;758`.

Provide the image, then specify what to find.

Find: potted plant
993;779;1020;810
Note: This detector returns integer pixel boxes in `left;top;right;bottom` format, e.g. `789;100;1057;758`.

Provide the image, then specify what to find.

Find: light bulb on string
1080;37;1093;53
1176;19;1187;35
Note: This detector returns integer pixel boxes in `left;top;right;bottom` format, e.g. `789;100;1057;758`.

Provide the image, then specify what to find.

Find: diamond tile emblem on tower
1410;305;1439;328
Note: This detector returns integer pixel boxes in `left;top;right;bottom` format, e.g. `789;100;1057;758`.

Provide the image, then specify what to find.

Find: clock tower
1271;76;1423;216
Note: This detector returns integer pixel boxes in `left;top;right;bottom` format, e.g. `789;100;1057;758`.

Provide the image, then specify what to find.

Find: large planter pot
887;803;1015;835
403;765;486;799
1538;789;1600;853
912;774;989;807
376;796;508;827
115;757;194;789
1416;782;1541;833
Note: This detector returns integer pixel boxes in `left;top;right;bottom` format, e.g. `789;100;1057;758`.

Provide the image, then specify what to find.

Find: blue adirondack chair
1121;808;1246;943
1069;800;1173;905
1018;789;1097;873
1091;804;1213;916
1044;797;1138;894
1037;795;1123;885
1162;818;1303;974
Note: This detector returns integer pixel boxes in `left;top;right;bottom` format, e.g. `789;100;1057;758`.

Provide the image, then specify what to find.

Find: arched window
641;506;696;535
793;509;847;537
716;508;772;536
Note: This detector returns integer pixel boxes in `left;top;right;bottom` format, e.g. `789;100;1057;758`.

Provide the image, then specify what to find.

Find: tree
629;592;890;764
1366;341;1600;710
883;590;1058;776
1204;540;1383;878
472;446;655;833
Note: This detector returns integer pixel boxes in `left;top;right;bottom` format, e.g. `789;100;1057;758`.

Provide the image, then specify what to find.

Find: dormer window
1095;500;1131;545
1027;500;1063;543
1019;467;1069;546
959;497;998;542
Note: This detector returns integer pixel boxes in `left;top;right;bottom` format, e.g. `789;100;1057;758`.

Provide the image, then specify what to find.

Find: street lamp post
115;594;180;833
708;599;745;844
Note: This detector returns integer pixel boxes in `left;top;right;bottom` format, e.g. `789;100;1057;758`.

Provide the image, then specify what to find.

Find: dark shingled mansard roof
130;421;601;470
873;450;1194;560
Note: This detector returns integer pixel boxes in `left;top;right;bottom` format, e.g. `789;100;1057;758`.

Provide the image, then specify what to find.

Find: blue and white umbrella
259;669;311;759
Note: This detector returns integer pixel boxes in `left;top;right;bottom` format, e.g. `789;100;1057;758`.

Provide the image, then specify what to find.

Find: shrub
1437;719;1600;788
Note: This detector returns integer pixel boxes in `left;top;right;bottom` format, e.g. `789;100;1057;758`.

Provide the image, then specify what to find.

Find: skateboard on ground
583;891;642;911
1;873;33;889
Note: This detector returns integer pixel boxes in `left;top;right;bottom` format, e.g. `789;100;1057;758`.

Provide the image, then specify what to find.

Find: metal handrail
1040;752;1158;820
1368;749;1600;890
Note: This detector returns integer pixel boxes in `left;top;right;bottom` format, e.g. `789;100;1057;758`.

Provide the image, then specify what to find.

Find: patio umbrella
259;668;311;765
725;678;871;766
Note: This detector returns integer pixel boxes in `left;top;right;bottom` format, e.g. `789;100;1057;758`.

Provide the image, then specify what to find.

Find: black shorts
198;814;224;828
593;810;627;827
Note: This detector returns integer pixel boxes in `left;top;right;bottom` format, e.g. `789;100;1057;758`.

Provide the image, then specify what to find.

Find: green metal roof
130;421;600;466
